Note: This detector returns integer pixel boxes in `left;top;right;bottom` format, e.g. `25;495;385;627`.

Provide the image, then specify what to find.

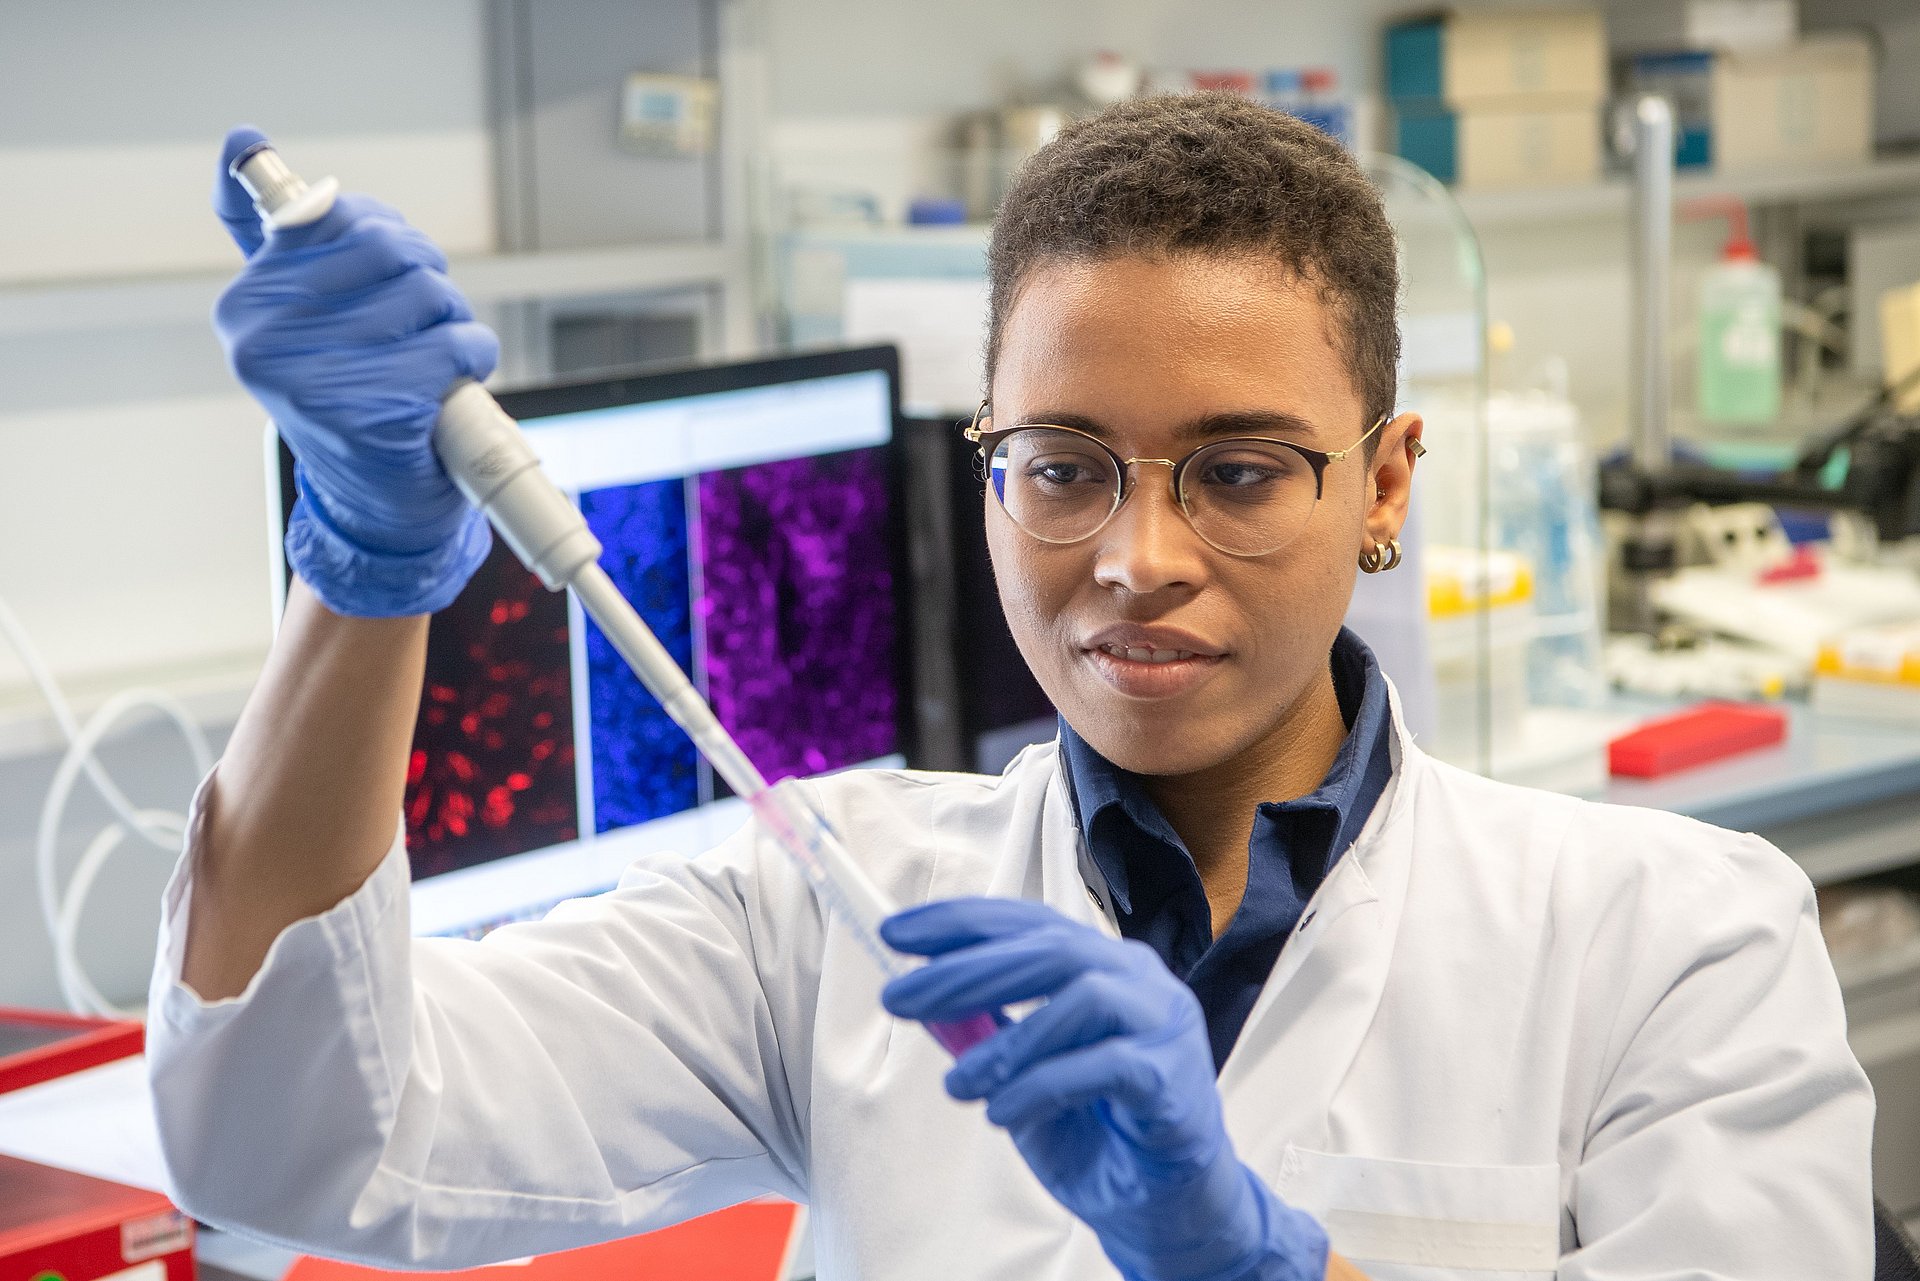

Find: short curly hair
986;92;1400;430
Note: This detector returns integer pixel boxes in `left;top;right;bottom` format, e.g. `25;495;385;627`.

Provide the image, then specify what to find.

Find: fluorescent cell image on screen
697;448;897;783
581;479;700;832
407;539;579;879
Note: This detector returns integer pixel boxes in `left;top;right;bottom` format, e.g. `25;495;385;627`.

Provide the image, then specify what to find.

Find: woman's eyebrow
1013;409;1321;442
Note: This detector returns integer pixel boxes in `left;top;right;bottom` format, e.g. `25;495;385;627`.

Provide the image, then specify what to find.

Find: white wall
0;1;495;281
0;0;499;1011
0;1;493;704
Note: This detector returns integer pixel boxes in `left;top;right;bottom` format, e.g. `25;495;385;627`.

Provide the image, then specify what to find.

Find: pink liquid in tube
928;1011;1008;1056
745;789;1011;1058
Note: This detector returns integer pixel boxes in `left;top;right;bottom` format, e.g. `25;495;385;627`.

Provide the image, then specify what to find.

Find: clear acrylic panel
1363;154;1609;789
1362;154;1498;777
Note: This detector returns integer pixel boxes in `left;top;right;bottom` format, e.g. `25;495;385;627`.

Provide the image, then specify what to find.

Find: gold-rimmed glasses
964;402;1398;557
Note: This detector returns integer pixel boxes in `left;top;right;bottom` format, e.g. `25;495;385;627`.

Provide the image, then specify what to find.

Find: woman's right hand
212;125;497;618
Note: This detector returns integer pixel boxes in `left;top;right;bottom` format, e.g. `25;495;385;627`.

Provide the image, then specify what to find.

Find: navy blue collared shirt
1059;628;1396;1070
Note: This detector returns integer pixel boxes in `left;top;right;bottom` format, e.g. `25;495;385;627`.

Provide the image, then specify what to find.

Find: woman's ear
1362;412;1423;548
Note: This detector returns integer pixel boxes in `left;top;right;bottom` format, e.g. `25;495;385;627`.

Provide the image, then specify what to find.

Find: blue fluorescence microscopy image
579;480;699;832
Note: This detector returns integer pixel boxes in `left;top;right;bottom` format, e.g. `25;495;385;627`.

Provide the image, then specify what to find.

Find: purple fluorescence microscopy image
580;479;700;832
696;447;899;783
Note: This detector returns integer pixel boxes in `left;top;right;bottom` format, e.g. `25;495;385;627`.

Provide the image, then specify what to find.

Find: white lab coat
147;696;1874;1281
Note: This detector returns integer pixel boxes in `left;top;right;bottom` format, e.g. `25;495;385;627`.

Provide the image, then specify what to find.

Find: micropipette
229;140;1004;1058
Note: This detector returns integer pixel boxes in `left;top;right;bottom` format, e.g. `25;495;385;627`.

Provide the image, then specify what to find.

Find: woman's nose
1091;464;1208;595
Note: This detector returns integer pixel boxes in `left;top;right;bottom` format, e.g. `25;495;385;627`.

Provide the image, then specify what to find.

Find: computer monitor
268;346;912;937
935;424;1058;772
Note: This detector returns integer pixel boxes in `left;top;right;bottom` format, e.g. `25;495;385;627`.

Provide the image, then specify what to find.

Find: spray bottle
1689;196;1781;426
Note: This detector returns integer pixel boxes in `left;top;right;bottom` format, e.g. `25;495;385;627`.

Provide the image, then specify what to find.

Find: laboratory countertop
1600;704;1920;832
1588;703;1920;889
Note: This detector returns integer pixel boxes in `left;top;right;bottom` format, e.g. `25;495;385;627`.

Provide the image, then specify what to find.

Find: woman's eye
1026;459;1104;486
1202;460;1283;487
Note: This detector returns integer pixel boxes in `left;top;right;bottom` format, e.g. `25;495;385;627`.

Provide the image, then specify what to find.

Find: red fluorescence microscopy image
404;539;579;879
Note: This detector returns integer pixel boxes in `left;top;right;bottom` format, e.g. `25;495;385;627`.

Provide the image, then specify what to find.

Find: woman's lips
1083;645;1226;699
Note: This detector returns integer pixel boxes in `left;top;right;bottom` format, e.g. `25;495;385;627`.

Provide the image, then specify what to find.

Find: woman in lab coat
149;95;1873;1280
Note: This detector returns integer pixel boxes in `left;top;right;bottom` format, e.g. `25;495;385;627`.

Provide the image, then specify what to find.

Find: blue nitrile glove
212;125;496;617
882;899;1328;1281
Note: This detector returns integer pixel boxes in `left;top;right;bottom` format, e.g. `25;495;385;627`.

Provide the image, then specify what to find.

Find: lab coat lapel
1218;703;1424;1168
1020;692;1425;1162
1049;741;1126;934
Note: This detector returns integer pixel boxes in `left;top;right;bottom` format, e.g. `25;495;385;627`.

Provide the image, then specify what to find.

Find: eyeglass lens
987;428;1322;556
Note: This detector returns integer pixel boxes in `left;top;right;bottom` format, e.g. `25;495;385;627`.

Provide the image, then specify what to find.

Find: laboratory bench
1602;703;1920;888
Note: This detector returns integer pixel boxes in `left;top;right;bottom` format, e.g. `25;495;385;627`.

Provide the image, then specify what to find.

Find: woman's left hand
881;897;1329;1281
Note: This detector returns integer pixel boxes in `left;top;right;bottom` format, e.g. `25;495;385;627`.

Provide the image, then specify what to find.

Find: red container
0;1009;144;1097
1609;702;1789;778
284;1201;800;1281
0;1154;193;1281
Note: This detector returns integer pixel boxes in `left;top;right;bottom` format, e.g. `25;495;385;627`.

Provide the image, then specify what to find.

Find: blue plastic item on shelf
907;197;968;226
1385;18;1447;104
1626;51;1715;169
1392;106;1460;184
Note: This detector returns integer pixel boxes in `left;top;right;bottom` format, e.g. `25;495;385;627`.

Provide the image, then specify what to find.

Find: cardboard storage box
1608;0;1798;54
1624;34;1871;173
1394;103;1600;189
1386;9;1607;107
1387;8;1605;187
1710;34;1873;171
1881;279;1920;415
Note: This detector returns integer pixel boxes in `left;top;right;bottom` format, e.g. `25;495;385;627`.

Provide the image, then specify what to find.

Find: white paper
0;1055;172;1194
842;277;990;417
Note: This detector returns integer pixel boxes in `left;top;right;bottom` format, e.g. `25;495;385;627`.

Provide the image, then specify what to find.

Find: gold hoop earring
1359;538;1403;574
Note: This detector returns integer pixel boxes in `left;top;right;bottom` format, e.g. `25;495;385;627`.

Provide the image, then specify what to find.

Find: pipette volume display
229;139;1007;1059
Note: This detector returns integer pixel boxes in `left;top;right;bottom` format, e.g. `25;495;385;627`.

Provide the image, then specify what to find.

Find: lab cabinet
488;0;721;252
1843;944;1920;1216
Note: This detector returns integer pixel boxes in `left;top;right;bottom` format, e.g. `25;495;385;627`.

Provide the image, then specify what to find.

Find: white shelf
0;241;739;338
455;242;737;304
1454;154;1920;228
0;650;261;762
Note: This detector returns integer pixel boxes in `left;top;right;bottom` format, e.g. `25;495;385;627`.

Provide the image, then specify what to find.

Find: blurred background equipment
1816;620;1920;720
